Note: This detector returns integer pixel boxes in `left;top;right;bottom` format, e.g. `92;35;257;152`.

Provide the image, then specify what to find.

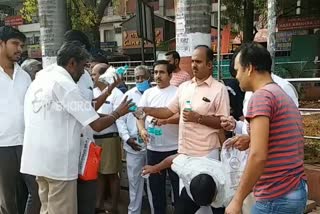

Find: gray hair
134;65;150;78
21;59;42;80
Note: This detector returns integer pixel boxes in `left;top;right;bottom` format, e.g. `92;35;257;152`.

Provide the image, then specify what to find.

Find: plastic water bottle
137;135;146;151
116;65;129;76
184;100;192;111
147;123;156;146
154;127;163;145
129;104;145;120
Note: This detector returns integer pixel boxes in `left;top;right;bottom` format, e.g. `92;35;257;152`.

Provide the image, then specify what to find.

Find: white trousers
126;152;147;214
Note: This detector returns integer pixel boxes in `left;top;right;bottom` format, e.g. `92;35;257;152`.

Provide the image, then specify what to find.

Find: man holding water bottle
137;60;180;214
138;45;230;159
117;65;151;214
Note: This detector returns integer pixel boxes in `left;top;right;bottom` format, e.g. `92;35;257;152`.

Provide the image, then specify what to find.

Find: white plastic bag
220;138;248;201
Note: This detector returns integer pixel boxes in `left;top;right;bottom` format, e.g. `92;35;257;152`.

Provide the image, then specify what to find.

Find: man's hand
114;96;134;117
154;118;167;126
139;128;149;144
221;116;236;131
142;165;161;175
183;110;200;123
95;81;108;91
107;74;123;94
225;198;242;214
225;135;250;151
126;138;141;151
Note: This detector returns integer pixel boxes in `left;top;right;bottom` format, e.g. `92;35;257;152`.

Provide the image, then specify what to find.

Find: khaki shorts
96;136;122;174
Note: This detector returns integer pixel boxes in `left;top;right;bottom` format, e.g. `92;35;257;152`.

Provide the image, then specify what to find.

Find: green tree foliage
20;0;38;23
222;0;267;42
20;0;114;46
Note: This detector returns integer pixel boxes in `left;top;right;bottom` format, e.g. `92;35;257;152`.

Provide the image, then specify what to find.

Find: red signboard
278;17;320;31
4;16;24;27
122;28;163;49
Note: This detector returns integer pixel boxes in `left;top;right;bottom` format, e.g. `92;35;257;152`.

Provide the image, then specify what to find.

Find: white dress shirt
77;70;95;141
172;154;231;208
0;63;31;147
20;64;99;180
93;87;124;135
117;87;144;154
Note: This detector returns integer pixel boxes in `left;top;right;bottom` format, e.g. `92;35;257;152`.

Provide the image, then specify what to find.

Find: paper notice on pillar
42;57;57;69
176;35;190;57
188;33;211;54
177;33;211;57
176;19;186;34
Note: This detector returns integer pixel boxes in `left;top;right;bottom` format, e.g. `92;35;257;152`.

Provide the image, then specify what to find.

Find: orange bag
79;141;102;181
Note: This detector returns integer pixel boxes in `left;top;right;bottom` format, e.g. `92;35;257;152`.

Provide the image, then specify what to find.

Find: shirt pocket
193;97;214;115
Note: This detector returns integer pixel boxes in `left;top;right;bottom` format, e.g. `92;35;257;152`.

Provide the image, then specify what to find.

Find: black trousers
22;174;41;214
147;149;179;214
77;179;97;214
175;188;225;214
0;146;28;214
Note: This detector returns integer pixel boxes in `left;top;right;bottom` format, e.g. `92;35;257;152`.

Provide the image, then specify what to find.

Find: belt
93;132;119;139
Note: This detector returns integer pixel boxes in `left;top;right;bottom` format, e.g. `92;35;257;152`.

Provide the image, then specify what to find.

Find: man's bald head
91;63;109;83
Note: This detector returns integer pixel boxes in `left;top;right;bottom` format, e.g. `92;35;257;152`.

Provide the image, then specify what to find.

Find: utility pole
217;0;221;80
175;0;211;75
38;0;67;68
267;0;276;71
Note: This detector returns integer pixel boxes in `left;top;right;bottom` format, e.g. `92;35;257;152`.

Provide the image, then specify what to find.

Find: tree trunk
267;0;276;71
66;0;72;30
243;0;254;42
38;0;67;68
91;0;112;48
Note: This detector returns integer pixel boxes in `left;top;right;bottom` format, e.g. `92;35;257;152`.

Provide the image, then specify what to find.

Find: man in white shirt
137;60;179;214
0;26;31;214
20;41;132;214
91;63;125;214
117;65;151;214
142;154;229;214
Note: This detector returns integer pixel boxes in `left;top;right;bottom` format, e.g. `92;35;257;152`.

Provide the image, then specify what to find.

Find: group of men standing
0;24;307;214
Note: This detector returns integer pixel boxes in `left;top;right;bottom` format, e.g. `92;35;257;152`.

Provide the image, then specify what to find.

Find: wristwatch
197;115;203;124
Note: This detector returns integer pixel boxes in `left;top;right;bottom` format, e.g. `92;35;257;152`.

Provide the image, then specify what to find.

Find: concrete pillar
38;0;67;68
175;0;211;75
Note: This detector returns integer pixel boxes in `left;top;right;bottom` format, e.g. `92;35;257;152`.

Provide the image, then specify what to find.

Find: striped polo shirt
246;83;306;201
170;69;191;87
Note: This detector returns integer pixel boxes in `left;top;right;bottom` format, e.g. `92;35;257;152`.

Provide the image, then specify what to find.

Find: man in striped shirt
165;50;191;86
225;42;307;214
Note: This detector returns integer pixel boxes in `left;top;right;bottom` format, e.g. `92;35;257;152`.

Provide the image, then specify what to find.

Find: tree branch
97;0;112;23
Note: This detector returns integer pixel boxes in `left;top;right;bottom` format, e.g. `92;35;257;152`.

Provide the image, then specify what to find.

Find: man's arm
90;96;133;132
142;154;178;175
183;111;221;129
155;113;180;126
166;113;180;124
93;75;124;110
226;116;269;212
143;107;174;119
93;89;110;111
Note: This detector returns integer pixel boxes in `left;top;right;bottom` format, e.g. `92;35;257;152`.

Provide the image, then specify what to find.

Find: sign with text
276;30;308;51
5;16;23;27
122;28;163;49
278;17;320;31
